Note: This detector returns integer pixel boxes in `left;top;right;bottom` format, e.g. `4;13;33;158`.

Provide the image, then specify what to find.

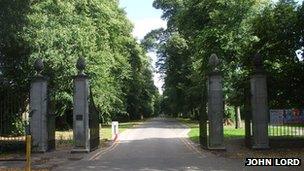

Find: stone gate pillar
207;54;225;150
250;54;269;149
72;57;90;153
30;59;55;152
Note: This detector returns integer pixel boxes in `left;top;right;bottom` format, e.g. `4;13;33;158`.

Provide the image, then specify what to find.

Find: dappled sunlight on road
54;118;244;171
118;118;190;142
118;127;190;141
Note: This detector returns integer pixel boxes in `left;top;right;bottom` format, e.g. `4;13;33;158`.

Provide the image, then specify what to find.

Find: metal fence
268;109;304;138
0;81;29;152
89;88;100;151
0;84;29;136
268;125;304;137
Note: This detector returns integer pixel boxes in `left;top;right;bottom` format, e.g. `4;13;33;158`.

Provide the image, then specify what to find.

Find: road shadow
56;136;304;171
55;137;244;171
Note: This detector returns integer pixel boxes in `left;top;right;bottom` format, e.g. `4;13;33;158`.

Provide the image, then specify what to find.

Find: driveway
55;118;300;171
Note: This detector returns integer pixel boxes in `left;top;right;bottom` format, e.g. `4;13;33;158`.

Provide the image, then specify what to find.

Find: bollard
112;121;119;140
25;135;31;171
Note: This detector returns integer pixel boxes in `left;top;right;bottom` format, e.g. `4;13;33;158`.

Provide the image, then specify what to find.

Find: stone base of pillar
207;146;226;151
252;144;269;150
31;149;48;153
71;148;90;153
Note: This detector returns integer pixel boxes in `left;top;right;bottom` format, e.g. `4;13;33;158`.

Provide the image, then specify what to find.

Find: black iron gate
244;85;253;148
0;80;29;152
89;89;100;151
0;84;28;136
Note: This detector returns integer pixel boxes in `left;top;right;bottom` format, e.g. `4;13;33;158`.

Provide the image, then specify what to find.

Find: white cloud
132;18;167;40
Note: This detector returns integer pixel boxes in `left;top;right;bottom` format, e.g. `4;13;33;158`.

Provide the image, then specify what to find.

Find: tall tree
0;0;158;127
149;0;304;119
147;0;267;118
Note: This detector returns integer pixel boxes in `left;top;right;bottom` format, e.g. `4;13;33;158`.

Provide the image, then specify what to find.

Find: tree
147;0;266;119
0;0;158;129
248;0;304;108
149;0;304;121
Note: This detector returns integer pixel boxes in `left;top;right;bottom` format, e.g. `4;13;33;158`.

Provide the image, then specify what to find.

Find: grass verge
178;118;245;143
55;119;146;148
100;120;146;140
178;118;304;159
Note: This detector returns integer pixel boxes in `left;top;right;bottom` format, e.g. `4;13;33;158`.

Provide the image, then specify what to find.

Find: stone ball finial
209;53;220;71
34;58;44;76
76;57;86;75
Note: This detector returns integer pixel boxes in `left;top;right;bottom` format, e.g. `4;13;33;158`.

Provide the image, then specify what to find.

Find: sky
119;0;166;40
119;0;166;94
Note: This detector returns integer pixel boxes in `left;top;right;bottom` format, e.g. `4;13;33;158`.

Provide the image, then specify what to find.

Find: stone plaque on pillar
250;54;269;149
207;54;225;150
30;59;55;152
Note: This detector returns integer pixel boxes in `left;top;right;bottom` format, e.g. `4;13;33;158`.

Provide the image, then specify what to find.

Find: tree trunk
235;106;242;129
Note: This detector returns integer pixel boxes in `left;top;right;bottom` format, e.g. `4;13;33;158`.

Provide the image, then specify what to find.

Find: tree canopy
144;0;304;118
0;0;158;126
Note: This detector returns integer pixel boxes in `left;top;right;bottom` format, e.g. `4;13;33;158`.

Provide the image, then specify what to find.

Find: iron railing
0;84;29;136
0;81;29;152
268;109;304;138
89;88;100;151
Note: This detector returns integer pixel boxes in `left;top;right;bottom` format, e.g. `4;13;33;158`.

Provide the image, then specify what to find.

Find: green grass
178;118;304;159
0;120;146;157
178;118;245;143
188;127;200;142
55;120;146;148
224;126;245;138
101;120;146;140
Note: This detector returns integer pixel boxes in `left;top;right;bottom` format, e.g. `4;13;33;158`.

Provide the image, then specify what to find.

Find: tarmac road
54;118;300;171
